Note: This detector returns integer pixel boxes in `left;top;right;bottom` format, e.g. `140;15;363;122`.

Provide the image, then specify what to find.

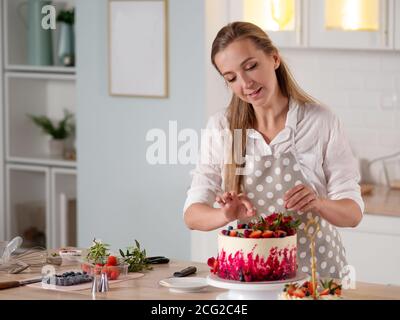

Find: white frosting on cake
218;231;297;258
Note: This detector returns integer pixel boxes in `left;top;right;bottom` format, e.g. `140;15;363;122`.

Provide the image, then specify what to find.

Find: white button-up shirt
183;99;364;214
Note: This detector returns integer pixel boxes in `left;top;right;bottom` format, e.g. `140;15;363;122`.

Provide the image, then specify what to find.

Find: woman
183;22;363;279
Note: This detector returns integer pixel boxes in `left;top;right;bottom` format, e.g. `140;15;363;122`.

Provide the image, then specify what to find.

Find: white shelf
6;65;76;74
5;71;75;81
5;73;76;162
7;156;76;168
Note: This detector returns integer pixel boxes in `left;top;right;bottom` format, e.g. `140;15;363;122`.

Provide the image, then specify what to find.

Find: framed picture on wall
108;0;168;98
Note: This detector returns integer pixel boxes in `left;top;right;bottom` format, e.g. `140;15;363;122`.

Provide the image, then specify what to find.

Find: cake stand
207;272;308;300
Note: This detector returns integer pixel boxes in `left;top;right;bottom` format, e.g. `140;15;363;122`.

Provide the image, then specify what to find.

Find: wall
76;0;205;259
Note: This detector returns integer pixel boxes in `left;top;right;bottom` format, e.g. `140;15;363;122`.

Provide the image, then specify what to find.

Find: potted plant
28;110;74;157
56;8;75;66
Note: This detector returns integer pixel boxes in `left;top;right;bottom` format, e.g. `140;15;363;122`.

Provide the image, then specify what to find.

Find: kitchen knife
173;266;197;277
0;277;42;290
146;256;170;264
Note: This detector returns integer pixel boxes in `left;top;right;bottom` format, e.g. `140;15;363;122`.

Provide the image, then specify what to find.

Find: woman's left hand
284;184;321;214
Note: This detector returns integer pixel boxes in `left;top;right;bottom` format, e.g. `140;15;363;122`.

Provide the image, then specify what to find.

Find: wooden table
0;260;399;300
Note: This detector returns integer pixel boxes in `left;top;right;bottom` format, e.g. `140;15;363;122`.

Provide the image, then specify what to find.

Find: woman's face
214;38;281;108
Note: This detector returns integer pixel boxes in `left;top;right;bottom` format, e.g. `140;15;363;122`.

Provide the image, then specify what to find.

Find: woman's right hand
216;191;256;223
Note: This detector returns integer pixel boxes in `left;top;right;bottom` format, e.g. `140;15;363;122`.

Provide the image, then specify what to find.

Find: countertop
362;185;400;218
0;260;399;300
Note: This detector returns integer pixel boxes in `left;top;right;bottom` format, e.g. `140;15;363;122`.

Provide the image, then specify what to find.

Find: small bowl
80;261;129;280
59;248;83;262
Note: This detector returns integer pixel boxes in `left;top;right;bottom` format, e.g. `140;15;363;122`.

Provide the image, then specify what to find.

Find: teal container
19;0;54;66
58;22;75;66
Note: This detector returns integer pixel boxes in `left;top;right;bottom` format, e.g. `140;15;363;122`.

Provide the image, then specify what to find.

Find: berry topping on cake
221;212;300;239
281;279;343;300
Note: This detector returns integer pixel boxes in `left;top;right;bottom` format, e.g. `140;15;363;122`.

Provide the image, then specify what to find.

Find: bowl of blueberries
42;271;93;286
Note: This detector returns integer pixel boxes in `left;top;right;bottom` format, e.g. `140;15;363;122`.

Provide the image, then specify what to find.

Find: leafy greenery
57;8;75;25
86;238;110;264
119;240;152;273
28;110;74;140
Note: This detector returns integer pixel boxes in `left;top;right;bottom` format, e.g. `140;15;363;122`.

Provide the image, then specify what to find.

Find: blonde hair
211;21;316;193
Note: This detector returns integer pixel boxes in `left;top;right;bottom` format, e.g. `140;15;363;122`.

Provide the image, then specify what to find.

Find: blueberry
228;226;233;230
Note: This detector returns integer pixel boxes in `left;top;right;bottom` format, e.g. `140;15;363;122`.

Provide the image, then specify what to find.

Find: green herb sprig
119;240;152;273
86;238;110;264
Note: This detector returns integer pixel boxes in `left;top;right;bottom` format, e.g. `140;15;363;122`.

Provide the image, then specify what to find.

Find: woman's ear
273;53;281;70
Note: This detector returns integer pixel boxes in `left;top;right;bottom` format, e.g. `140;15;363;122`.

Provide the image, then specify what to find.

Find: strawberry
106;255;118;266
109;269;120;280
286;284;297;296
94;264;103;275
320;288;330;296
207;257;218;273
249;230;262;238
306;281;315;296
229;230;238;237
292;289;305;298
261;230;274;238
334;288;342;296
81;263;91;274
102;266;112;278
207;257;215;267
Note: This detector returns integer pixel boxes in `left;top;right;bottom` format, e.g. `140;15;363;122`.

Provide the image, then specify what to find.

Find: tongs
145;256;169;264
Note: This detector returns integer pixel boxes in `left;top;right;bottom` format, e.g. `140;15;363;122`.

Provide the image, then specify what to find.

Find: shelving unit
4;0;75;68
5;164;50;248
4;72;76;166
51;168;77;248
1;0;77;248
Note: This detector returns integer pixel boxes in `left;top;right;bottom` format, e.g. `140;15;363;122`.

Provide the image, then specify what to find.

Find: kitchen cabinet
5;164;77;249
228;0;397;50
396;0;400;49
6;164;50;248
340;213;400;286
228;0;306;47
0;0;77;247
308;0;394;50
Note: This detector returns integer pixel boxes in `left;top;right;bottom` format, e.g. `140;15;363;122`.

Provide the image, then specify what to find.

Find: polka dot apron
240;130;347;279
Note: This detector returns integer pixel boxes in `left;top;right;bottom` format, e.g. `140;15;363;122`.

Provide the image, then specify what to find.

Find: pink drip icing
208;246;297;282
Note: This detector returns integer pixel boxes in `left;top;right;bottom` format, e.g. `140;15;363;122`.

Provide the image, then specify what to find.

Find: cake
279;279;343;300
208;213;299;282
